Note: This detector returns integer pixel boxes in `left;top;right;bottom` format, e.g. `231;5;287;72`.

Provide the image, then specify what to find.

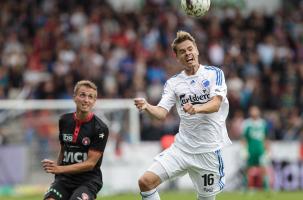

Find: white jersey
158;65;232;154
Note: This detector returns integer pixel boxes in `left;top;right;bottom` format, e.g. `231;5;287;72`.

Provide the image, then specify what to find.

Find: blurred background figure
241;106;271;191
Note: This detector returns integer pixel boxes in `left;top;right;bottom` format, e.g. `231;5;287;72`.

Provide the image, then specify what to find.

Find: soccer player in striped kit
134;31;231;200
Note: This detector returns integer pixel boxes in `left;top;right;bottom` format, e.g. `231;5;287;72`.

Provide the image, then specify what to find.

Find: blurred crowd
0;0;303;142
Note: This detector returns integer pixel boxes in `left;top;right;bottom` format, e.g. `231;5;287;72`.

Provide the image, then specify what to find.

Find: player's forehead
176;40;196;51
250;106;260;113
76;86;97;96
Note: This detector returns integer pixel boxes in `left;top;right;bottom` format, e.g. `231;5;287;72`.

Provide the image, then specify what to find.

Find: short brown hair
74;80;97;96
171;30;197;54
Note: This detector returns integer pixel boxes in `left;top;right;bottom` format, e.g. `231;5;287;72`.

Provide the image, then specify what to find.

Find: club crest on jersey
82;137;90;146
202;79;210;88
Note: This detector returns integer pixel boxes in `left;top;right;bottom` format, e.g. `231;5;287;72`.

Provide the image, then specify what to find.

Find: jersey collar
182;64;203;77
73;112;94;123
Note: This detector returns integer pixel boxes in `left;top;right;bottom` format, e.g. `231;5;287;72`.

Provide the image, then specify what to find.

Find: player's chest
174;76;211;94
174;77;211;105
249;127;266;140
61;122;94;146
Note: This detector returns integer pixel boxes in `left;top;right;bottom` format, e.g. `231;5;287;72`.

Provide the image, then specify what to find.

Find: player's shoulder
163;72;183;91
203;65;223;74
93;115;109;132
243;118;253;126
59;113;73;121
261;118;267;123
167;72;184;83
170;72;183;79
203;65;225;85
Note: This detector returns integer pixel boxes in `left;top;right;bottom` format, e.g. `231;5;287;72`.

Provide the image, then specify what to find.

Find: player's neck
75;111;92;121
184;64;200;76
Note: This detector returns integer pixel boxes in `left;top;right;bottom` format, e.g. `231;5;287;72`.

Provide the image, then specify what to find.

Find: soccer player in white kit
134;31;232;200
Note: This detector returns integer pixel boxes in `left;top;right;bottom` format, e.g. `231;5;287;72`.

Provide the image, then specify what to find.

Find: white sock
140;188;160;200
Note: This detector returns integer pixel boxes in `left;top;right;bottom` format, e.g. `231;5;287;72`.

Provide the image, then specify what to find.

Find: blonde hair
171;30;197;54
74;80;97;96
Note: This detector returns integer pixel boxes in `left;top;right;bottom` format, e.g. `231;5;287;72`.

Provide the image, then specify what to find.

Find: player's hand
42;159;61;174
183;103;197;115
134;98;148;111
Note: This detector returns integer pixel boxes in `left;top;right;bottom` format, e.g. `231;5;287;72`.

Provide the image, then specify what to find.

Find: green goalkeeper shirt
243;118;268;156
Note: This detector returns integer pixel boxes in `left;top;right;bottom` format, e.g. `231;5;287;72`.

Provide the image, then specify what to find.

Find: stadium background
0;0;303;199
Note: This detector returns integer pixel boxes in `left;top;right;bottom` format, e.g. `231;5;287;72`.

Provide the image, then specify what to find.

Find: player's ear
93;92;97;101
173;51;177;58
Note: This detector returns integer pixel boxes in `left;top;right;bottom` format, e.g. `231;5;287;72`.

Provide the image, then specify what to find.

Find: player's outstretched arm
134;98;168;120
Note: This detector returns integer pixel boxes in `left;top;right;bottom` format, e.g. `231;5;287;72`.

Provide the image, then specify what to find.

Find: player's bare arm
56;144;64;165
42;149;102;174
134;98;168;120
183;95;222;115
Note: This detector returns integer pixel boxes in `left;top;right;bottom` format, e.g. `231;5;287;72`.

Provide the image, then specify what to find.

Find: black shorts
44;179;102;200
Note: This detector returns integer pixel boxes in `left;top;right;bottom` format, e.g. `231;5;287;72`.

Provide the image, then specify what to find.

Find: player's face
74;86;97;113
175;40;199;73
249;106;260;119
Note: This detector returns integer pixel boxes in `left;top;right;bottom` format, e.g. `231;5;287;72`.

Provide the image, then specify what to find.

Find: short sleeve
157;80;176;112
264;120;269;138
90;122;109;152
242;120;250;139
58;117;64;144
209;68;227;99
242;123;248;139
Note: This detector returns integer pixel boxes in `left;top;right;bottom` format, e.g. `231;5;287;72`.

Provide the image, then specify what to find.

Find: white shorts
147;145;225;197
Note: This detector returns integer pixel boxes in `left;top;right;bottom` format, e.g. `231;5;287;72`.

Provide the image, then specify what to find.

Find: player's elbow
154;107;168;120
154;114;166;120
86;161;97;171
203;104;220;114
213;104;221;112
209;96;222;113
